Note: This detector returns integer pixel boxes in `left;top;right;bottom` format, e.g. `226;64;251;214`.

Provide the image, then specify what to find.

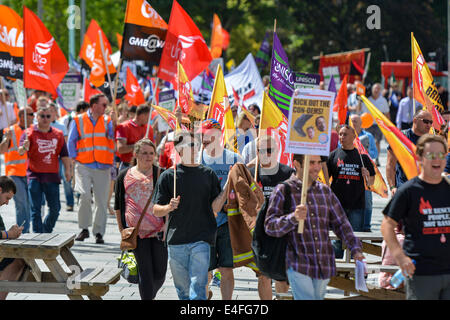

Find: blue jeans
287;268;330;300
332;208;365;259
363;190;373;232
10;176;31;233
28;179;61;233
59;160;74;207
168;241;210;300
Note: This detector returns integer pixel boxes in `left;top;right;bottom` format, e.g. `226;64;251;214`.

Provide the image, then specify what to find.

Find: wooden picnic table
329;231;383;261
0;233;122;300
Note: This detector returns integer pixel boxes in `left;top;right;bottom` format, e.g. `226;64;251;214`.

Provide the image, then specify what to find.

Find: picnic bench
275;231;406;300
0;233;122;300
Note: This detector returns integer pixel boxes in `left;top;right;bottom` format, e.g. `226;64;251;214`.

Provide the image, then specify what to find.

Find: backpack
252;182;291;282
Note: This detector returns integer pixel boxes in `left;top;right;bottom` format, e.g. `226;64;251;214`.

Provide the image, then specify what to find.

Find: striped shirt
264;174;362;279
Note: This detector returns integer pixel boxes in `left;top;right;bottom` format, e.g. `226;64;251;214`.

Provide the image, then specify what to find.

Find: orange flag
210;14;223;59
83;77;102;102
125;67;146;106
79;20;111;68
361;95;419;180
349;118;388;198
333;74;348;125
23;6;69;97
89;31;116;87
116;33;123;51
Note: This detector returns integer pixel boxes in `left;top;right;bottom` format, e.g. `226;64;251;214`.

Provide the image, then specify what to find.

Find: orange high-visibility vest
74;113;114;165
4;124;27;177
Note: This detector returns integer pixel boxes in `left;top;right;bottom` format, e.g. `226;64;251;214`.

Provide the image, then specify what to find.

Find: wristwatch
389;185;396;191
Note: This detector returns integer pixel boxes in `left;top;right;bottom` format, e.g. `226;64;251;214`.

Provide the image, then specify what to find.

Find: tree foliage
1;0;446;82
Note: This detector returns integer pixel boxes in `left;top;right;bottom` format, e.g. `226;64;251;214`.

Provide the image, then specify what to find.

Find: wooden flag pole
112;58;123;104
98;30;116;115
411;32;416;115
298;154;310;233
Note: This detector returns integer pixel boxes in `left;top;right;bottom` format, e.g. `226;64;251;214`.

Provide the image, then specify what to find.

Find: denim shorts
209;223;234;271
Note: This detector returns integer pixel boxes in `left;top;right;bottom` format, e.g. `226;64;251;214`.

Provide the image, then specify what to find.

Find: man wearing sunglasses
382;134;450;300
198;119;244;300
386;109;433;196
153;131;227;300
18;106;71;233
68;93;116;244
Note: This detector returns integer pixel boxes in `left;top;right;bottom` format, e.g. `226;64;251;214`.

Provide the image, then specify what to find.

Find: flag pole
145;77;159;138
255;18;277;181
298;154;309;234
411;32;416;115
98;30;116;115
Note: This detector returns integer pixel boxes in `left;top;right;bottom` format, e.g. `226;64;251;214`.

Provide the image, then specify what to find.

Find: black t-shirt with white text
327;148;375;210
152;164;222;246
250;163;295;202
383;177;450;276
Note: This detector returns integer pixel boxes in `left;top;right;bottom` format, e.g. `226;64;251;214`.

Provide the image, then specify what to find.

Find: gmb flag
0;5;23;79
122;0;168;62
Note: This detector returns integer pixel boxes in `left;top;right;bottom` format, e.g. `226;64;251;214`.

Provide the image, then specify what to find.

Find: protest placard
294;72;320;90
286;88;335;157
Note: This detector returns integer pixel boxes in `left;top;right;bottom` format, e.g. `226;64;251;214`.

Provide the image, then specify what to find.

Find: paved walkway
2;140;391;300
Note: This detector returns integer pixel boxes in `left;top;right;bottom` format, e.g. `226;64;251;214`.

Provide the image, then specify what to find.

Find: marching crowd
0;79;448;301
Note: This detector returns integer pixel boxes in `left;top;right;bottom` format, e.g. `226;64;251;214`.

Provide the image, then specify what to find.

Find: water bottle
390;259;416;288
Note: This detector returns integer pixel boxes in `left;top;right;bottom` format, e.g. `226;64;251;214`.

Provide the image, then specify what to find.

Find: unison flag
0;6;23;79
255;31;270;72
122;0;167;62
23;6;69;97
269;32;294;119
158;0;212;87
361;95;419;180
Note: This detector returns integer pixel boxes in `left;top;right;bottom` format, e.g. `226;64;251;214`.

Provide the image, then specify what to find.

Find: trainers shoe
95;233;105;244
75;229;89;241
67;206;74;212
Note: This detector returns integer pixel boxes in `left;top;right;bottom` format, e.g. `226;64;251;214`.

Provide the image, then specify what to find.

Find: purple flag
268;32;294;119
255;31;271;72
328;76;336;93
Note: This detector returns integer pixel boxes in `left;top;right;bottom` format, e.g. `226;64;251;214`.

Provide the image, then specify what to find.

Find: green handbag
117;251;139;284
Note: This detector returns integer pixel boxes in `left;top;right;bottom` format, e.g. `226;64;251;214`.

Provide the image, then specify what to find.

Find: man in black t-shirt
152;131;227;300
327;125;375;259
381;134;450;300
249;135;294;299
386;109;432;195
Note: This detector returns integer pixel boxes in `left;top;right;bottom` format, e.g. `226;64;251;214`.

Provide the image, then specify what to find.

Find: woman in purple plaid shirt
265;154;365;300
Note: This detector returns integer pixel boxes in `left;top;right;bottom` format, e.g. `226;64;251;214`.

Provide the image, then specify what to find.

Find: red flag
333;74;348;125
125;67;146;106
158;0;212;87
89;31;116;88
83;77;102;102
23;6;69;97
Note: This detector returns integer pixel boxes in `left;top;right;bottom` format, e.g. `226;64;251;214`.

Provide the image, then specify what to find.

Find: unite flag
122;0;168;62
0;5;23;79
23;6;69;98
158;0;212;87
